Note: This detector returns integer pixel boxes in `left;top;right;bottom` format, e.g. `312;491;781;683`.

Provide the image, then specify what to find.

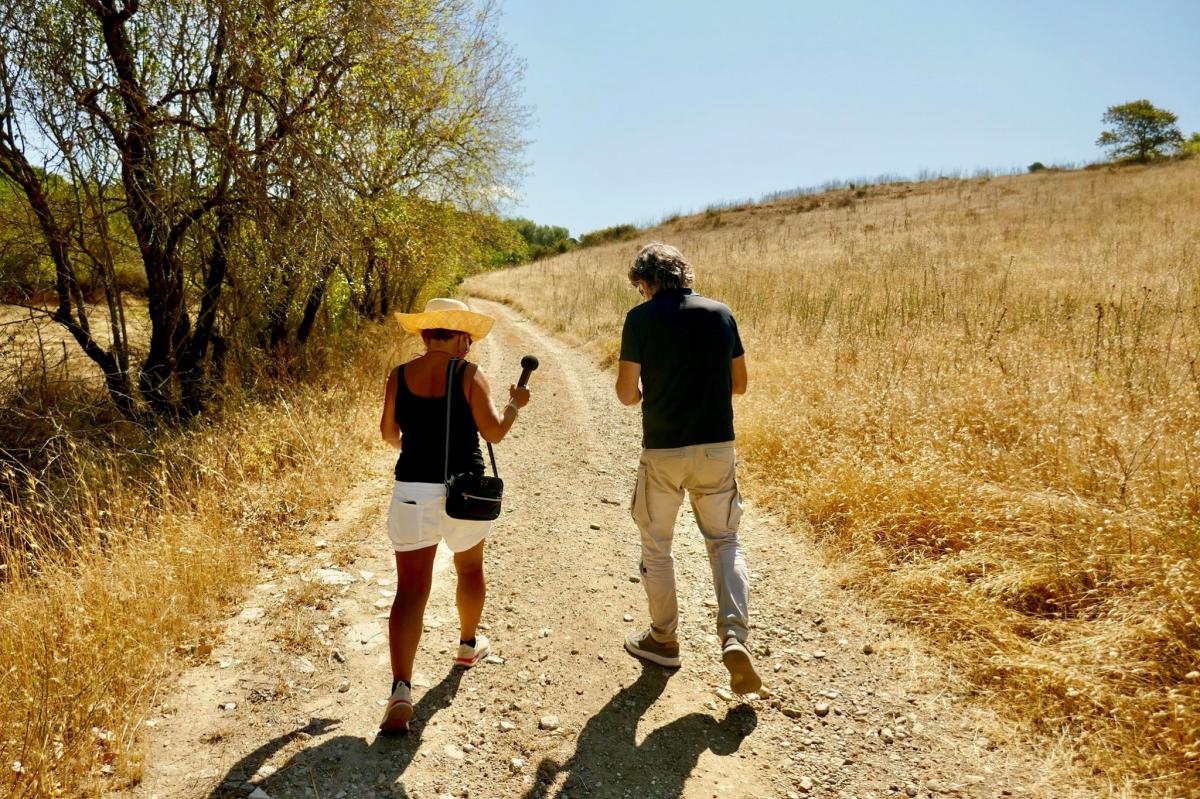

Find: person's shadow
521;664;758;799
204;667;464;798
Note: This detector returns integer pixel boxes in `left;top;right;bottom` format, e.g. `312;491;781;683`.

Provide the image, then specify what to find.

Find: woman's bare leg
453;541;486;642
389;545;439;683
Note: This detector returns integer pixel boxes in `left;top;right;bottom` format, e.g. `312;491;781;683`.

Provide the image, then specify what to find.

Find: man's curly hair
628;242;694;291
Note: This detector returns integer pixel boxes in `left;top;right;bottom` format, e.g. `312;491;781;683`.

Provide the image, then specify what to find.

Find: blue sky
495;0;1200;236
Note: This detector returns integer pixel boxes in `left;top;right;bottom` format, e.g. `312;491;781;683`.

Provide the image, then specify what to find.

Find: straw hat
394;298;494;340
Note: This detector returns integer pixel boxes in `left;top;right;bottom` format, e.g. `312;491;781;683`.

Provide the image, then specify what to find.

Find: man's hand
615;360;642;405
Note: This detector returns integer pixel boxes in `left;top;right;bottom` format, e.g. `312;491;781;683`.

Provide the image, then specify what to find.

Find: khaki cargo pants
631;441;749;646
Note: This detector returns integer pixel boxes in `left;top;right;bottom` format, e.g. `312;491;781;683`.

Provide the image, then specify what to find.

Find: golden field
0;333;403;798
467;161;1200;797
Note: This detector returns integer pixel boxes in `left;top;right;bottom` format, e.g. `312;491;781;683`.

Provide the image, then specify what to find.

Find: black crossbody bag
444;358;503;521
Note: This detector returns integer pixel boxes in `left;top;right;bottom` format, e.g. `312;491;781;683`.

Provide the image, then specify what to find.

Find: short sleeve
619;311;641;363
729;313;745;359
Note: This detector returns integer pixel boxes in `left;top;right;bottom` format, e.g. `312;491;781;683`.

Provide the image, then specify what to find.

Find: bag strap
443;358;453;485
444;357;498;484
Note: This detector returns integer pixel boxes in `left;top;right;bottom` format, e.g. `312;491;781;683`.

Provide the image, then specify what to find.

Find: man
615;242;761;694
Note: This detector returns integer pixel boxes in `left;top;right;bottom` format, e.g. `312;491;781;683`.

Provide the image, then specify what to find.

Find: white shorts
386;481;492;553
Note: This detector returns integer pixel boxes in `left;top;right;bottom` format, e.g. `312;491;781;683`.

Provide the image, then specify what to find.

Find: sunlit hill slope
467;160;1200;797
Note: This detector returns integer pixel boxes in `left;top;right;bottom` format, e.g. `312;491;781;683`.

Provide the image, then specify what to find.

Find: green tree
0;0;525;418
503;217;575;261
511;219;571;248
1184;132;1200;156
1096;100;1184;162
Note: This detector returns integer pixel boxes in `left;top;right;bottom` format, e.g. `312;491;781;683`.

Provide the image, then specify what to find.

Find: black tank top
393;359;485;483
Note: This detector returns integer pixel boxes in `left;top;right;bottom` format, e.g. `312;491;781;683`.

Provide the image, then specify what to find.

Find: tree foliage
503;217;575;262
509;219;571;248
1096;100;1184;163
0;0;525;418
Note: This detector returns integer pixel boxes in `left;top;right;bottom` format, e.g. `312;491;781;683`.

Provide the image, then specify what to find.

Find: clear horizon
496;0;1200;237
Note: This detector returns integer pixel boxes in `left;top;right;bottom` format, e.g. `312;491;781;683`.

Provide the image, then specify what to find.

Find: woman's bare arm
380;366;401;450
466;363;529;444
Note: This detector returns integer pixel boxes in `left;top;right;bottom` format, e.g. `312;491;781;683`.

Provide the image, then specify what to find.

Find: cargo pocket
630;464;652;527
386;493;424;549
727;483;744;530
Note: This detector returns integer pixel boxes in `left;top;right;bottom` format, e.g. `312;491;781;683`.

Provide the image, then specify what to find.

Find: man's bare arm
732;355;748;395
616;360;642;405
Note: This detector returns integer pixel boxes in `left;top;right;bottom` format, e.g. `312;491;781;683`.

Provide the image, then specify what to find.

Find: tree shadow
522;664;758;799
204;666;464;798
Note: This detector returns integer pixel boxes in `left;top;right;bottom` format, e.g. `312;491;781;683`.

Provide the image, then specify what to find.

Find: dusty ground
125;300;1092;799
0;302;149;394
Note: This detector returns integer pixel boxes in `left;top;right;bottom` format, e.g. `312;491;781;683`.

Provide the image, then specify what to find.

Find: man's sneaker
722;637;762;694
624;630;681;668
380;682;413;734
455;634;490;667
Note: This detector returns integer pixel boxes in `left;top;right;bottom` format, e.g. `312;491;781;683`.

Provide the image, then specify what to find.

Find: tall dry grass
0;330;403;798
468;161;1200;797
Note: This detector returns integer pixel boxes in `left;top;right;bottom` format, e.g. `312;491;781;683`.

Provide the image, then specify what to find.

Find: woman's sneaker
455;634;490;667
624;630;681;668
722;637;762;694
380;683;413;734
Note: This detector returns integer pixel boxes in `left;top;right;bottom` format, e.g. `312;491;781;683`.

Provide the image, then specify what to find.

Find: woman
378;298;531;733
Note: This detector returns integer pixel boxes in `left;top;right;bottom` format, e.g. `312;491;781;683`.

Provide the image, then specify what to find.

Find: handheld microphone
517;355;539;388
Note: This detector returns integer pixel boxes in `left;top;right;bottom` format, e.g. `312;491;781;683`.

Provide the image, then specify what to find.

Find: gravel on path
127;300;1091;799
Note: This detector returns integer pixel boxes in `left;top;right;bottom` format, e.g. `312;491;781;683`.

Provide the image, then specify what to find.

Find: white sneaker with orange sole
455;634;490;667
379;682;413;733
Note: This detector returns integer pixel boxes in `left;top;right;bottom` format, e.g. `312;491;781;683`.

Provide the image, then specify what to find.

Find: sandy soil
0;302;148;392
124;299;1089;799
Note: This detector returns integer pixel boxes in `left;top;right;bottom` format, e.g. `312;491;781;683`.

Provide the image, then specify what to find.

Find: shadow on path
205;667;464;798
522;664;757;799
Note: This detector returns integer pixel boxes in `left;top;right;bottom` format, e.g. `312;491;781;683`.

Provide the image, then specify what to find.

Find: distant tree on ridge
1096;100;1184;163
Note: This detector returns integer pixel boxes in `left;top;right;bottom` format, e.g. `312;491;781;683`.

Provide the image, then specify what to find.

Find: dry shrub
467;160;1200;797
0;325;404;798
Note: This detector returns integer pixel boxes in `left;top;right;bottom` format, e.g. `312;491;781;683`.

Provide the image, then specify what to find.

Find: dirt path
127;300;1087;799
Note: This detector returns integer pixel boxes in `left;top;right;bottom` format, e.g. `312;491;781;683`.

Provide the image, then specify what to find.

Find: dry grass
0;302;152;400
0;329;403;798
468;160;1200;798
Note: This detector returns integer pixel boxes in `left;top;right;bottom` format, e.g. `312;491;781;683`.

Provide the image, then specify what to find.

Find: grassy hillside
0;329;408;798
467;160;1200;798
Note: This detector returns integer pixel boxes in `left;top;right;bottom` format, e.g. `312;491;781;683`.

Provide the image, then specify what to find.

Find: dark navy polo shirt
619;288;745;449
